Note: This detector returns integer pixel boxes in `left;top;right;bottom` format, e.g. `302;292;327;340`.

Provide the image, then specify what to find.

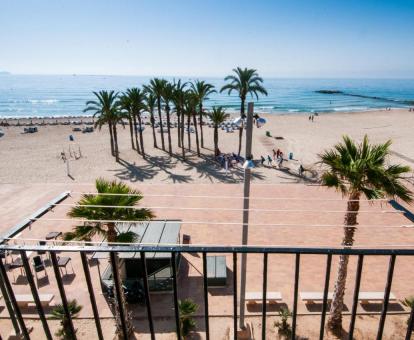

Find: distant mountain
0;71;10;75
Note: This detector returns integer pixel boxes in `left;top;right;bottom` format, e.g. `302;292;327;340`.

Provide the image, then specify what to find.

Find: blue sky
1;0;414;77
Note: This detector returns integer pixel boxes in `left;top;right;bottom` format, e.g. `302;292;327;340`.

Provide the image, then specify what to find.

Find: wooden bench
15;294;54;308
300;292;334;304
246;292;282;305
358;292;396;304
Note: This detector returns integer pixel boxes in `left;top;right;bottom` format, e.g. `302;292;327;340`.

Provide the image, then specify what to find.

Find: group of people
216;152;244;172
261;148;285;168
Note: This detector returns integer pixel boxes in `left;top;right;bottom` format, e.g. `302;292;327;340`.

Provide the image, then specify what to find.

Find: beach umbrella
233;117;244;127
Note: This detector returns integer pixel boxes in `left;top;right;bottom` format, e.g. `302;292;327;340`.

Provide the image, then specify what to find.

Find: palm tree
144;92;158;149
125;88;146;158
84;91;121;161
64;178;155;339
209;106;229;156
51;300;82;340
319;135;412;334
183;92;201;156
118;93;138;153
162;81;175;155
220;67;267;156
172;80;187;159
144;78;167;151
191;80;216;148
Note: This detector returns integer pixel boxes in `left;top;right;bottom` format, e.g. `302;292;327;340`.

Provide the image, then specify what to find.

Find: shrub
51;299;82;340
274;307;292;338
179;298;199;337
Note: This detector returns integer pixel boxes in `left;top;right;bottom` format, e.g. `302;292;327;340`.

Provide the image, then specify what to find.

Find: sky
1;0;414;78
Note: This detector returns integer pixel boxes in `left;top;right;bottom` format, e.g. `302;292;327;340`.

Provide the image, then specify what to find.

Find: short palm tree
64;178;155;339
220;67;267;156
124;88;146;158
144;78;167;151
84;91;121;161
51;299;82;340
144;92;158;149
179;298;198;338
209;107;229;156
319;135;412;334
191;80;216;148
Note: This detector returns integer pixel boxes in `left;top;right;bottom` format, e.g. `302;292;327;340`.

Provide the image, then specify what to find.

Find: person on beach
272;149;277;159
311;115;314;122
276;148;281;158
267;155;272;165
261;155;266;165
299;164;304;176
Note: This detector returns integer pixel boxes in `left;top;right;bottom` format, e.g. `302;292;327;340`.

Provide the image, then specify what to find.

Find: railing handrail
1;243;414;255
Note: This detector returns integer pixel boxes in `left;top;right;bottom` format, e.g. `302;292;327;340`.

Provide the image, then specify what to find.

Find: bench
358;292;396;304
246;292;282;305
300;292;334;304
15;294;54;308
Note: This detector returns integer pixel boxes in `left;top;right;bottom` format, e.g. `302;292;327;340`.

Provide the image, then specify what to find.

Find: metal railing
0;244;414;340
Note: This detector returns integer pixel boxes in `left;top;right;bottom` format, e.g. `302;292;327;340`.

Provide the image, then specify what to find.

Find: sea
1;74;414;118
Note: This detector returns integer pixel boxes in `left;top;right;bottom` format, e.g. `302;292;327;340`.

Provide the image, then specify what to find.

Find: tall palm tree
125;88;146;158
319;135;412;334
144;78;167;151
64;178;155;339
220;67;267;156
118;93;138;153
144;92;158;149
209;106;229;156
191;80;216;148
84;91;121;160
162;81;175;155
172;80;187;159
183;92;201;156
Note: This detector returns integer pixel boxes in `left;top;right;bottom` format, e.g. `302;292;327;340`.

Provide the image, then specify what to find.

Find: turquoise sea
0;75;413;118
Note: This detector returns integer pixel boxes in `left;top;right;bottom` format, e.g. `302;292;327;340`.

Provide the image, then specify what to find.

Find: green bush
51;300;82;340
274;307;292;338
179;298;199;337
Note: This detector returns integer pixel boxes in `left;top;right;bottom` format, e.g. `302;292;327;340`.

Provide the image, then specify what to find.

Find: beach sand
1;108;414;185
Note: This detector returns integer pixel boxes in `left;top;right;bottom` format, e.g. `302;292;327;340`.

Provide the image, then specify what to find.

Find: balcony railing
0;243;414;340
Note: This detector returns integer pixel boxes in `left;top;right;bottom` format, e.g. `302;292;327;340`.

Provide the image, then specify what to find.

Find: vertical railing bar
405;303;414;340
80;252;104;340
233;252;238;340
261;253;268;340
0;258;30;339
319;253;332;340
50;252;77;340
291;253;300;340
109;251;129;340
348;254;364;339
20;250;52;340
171;251;181;340
377;254;396;340
140;251;155;340
0;261;20;336
202;252;210;340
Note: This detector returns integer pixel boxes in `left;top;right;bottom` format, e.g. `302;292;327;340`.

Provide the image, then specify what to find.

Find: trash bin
69;135;74;141
289;152;293;160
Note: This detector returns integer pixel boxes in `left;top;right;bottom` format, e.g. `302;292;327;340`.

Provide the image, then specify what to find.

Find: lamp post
239;102;254;330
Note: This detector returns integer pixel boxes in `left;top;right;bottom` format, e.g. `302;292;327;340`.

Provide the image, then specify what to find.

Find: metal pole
239;102;254;329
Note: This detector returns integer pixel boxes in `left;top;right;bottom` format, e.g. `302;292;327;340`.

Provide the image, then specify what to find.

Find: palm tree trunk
108;121;115;156
132;115;141;154
187;114;191;150
177;112;181;148
137;114;145;158
180;112;185;159
199;104;204;148
214;126;218;156
327;192;360;334
166;106;172;155
150;111;157;148
237;98;245;156
128;117;135;150
112;124;119;162
157;99;165;151
107;223;133;339
193;113;200;157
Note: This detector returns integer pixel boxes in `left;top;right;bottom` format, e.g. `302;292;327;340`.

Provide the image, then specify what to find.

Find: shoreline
0;107;409;125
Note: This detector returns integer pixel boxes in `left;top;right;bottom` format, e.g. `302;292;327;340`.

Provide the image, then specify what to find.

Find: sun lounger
358;292;396;304
300;292;334;304
15;294;54;308
246;291;282;304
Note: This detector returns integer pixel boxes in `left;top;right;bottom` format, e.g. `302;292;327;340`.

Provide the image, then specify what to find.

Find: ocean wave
28;99;59;104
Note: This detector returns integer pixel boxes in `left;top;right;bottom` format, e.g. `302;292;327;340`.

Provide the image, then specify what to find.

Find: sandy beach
1;108;414;185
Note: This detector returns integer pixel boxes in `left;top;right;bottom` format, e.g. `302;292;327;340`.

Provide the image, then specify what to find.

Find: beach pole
239;102;254;331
